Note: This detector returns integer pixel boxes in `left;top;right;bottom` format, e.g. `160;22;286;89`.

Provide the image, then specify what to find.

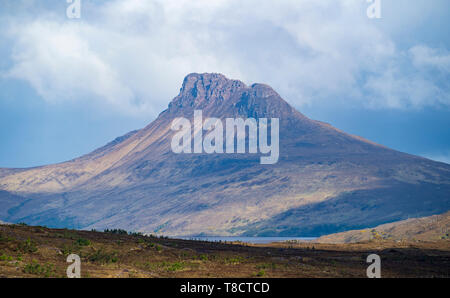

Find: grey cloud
1;0;449;116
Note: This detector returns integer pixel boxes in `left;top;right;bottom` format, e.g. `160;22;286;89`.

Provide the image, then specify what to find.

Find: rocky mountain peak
179;73;246;99
166;73;296;120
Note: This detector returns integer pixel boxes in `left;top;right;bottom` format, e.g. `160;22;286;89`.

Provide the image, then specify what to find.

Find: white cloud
410;45;450;72
1;0;449;116
364;65;447;109
7;21;134;106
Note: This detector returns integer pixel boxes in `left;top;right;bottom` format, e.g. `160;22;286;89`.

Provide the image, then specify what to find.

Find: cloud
6;21;134;107
364;62;448;109
410;45;450;72
363;45;450;109
1;0;449;116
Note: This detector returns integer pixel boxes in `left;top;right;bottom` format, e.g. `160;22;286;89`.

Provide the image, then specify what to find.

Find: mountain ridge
0;73;449;236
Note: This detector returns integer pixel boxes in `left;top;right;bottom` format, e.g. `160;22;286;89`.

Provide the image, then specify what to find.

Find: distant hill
0;73;449;236
316;211;450;243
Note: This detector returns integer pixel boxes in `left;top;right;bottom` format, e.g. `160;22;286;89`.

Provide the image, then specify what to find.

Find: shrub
23;260;54;277
88;249;118;264
17;238;38;253
167;262;184;272
225;256;244;265
61;244;75;256
256;269;266;277
76;238;91;246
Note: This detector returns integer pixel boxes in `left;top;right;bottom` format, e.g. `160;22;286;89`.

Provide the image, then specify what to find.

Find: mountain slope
0;73;449;236
316;211;450;243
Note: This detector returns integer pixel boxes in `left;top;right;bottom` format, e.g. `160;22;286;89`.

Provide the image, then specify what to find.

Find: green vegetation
255;269;266;277
167;262;185;272
60;238;91;256
76;238;91;246
0;254;13;261
52;230;79;240
60;237;92;257
88;249;118;264
140;261;186;272
225;256;244;265
60;244;71;256
23;260;55;277
104;229;128;235
17;238;38;253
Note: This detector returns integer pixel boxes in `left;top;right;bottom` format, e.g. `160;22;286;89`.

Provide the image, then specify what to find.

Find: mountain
0;73;449;236
316;211;450;243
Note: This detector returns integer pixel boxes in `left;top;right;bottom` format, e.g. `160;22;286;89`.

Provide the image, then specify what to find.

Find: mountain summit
0;73;449;236
165;73;299;121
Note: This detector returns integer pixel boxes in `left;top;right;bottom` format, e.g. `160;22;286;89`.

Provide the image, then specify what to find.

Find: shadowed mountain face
0;73;449;236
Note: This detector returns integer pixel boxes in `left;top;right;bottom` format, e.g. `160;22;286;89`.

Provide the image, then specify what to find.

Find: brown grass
0;224;448;278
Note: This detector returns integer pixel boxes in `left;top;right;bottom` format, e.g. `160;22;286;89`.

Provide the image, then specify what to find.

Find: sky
0;0;449;167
